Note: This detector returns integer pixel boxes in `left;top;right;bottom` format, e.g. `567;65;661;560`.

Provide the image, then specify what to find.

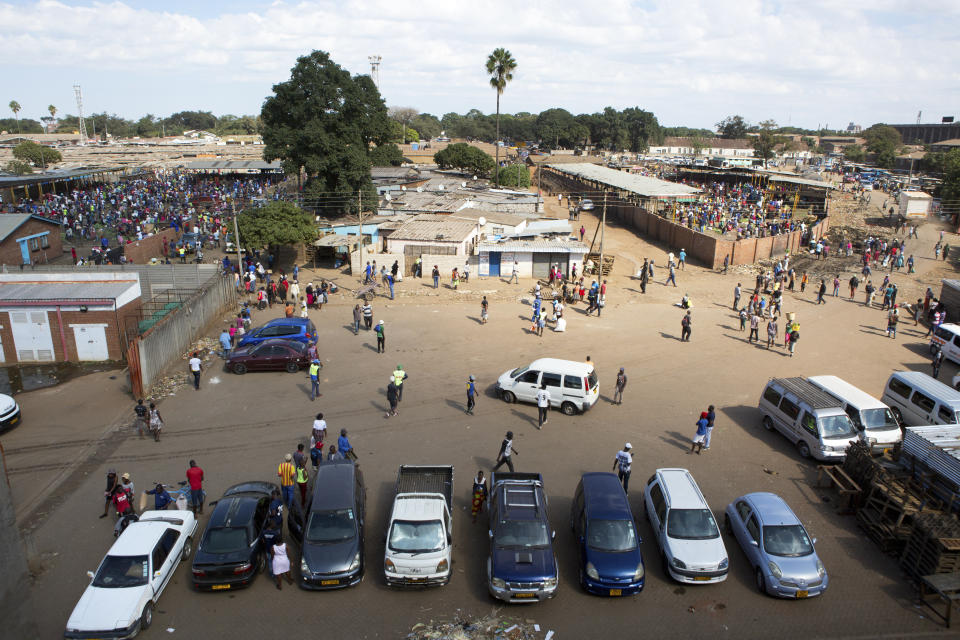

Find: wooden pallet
584;253;614;277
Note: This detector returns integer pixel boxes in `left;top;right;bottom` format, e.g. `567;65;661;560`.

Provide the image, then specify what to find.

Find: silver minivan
758;378;859;460
881;371;960;427
807;375;902;453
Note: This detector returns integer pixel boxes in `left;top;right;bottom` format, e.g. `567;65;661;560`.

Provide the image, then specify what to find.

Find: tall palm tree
485;48;517;187
47;104;57;133
9;100;21;134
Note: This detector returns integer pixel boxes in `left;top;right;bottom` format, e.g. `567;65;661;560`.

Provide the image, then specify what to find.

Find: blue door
488;252;501;277
18;240;30;265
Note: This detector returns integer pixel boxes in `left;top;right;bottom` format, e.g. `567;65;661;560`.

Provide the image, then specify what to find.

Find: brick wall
0;218;64;266
124;229;181;264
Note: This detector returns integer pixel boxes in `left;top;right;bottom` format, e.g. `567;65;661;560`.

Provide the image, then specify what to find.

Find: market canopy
547;163;701;198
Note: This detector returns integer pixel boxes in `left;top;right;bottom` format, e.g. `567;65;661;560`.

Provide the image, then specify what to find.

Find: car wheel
285;362;299;373
140;602;154;631
797;441;812;459
762;416;774;431
181;537;193;561
233;363;247;375
501;391;515;404
930;343;939;355
560;401;578;416
755;567;767;594
724;513;733;535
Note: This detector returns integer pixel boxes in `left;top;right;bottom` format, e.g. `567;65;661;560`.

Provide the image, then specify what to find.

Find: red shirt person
186;460;205;515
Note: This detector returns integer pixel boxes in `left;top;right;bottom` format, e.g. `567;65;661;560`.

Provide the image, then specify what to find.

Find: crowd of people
668;180;809;239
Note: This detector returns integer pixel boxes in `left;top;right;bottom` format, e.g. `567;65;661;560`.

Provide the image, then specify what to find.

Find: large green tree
13;141;62;167
843;145;866;163
261;50;391;213
492;163;530;188
370;143;405;167
716;115;748;139
935;149;960;204
750;120;785;168
536;108;586;148
237;201;317;250
486;48;517;187
0;117;42;134
863;124;902;153
433;142;495;176
410;113;442;140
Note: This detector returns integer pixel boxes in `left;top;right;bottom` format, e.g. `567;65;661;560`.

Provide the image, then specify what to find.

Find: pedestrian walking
295;452;309;506
766;318;778;349
465;375;477;415
800;272;808;293
471;470;488;523
613;443;633;493
933;348;945;379
739;308;748;331
98;467;116;516
788;326;799;357
278;454;295;506
148;403;163;442
666;264;677;287
833;276;840;297
219;329;232;359
308;359;322;400
188;351;203;390
186;460;204;515
705;405;716;449
816;279;826;304
690;412;708;454
352;304;362;334
678;248;686;270
681;310;692;342
849;275;859;298
271;539;294;589
386;376;399;418
362;301;373;330
492;431;517;471
432;265;440;288
613;367;627;405
536;384;551;429
480;296;489;324
338;429;358;461
133;399;148;439
886;305;900;339
733;283;741;310
376;320;386;353
386;273;395;299
509;261;519;284
392;364;407;401
310;414;326;468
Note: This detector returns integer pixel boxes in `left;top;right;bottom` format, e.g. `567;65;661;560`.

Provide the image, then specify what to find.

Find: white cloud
0;0;956;128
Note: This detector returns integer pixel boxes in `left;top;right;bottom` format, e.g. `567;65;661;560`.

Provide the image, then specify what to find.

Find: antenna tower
73;84;89;143
368;55;382;90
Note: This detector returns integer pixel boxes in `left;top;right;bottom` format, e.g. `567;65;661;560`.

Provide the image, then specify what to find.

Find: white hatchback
65;511;198;639
496;358;599;415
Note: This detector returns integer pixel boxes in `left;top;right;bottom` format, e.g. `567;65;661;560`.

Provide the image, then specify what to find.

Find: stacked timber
856;472;942;555
899;512;960;578
584;253;614;277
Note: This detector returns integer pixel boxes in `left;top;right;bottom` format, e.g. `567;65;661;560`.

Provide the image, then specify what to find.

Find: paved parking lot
11;262;954;638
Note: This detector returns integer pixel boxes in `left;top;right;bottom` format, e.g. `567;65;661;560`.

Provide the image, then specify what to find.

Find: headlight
347;552;360;572
768;561;782;579
718;558;729;570
300;558;310;574
671;557;686;570
384;558;395;572
544;576;558;588
436;559;449;573
633;563;645;581
586;562;599;580
816;559;825;578
492;577;506;589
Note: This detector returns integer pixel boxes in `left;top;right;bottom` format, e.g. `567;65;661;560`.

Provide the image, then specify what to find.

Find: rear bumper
0;405;21;431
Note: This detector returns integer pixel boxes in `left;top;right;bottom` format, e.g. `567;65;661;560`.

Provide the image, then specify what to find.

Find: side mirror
154;570;162;578
552;531;556;540
86;571;95;579
749;540;759;547
488;530;493;539
812;537;818;544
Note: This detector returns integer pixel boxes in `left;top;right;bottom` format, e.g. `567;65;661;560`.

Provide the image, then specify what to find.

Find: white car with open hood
64;510;198;639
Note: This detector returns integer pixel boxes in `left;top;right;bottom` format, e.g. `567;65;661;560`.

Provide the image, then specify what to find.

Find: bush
13;141;62;167
433;143;495;177
493;164;530;188
3;160;33;175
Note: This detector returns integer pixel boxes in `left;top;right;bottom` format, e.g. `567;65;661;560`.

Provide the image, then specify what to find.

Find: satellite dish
385;193;392;201
478;216;486;226
438;184;445;190
315;216;321;222
416;187;423;192
461;182;467;187
401;186;406;191
473;175;478;181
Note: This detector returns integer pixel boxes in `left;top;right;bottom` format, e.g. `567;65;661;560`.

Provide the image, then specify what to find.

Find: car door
261;345;285;370
253;497;269;556
541;372;563;408
744;514;763;568
515;370;541;403
732;500;752;552
910;390;937;424
798;410;819;450
151;529;180;596
936;403;959;426
645;479;667;550
775;397;801;443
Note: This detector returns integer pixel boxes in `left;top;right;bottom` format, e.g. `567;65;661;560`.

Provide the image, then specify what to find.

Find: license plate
9;416;18;423
321;579;339;586
796;590;808;598
693;576;711;581
609;588;622;596
514;593;535;598
211;584;230;590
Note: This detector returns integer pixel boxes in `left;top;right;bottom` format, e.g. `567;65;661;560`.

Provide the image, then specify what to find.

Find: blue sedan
724;492;827;599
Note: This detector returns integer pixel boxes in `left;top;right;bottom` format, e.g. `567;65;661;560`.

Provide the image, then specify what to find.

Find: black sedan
191;482;278;590
227;338;310;375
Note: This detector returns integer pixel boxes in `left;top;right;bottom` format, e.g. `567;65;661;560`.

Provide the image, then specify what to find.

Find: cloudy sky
1;0;957;131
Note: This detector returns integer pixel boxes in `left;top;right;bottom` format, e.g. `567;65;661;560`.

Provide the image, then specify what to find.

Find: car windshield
861;408;898;431
667;509;720;540
202;527;249;554
587;519;638;552
587;370;598;389
496;519;550;548
388;520;445;553
821;414;857;439
763;525;814;557
306;509;356;543
510;366;529;378
92;555;149;588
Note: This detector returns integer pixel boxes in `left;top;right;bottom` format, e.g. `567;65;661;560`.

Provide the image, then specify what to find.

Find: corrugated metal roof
479;240;587;254
762;173;835;189
518;220;572;236
389;219;477;242
313;234;360;247
182;160;282;170
903;426;960;490
548;163;701;197
0;280;137;301
0;214;60;242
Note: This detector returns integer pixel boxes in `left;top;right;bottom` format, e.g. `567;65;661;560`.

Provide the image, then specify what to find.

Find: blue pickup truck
487;472;558;603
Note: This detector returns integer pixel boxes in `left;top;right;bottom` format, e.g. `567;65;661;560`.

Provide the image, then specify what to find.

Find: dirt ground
7;185;960;639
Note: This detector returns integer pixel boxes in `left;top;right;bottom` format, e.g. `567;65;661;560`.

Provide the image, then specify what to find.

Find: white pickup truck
384;465;454;587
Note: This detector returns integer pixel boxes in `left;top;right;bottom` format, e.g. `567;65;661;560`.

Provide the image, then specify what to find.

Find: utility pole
232;203;242;271
598;192;607;279
358;190;363;280
537;162;542;213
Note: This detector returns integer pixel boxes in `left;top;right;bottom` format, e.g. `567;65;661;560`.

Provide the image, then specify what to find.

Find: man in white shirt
188;352;203;390
536;384;551;430
613;444;632;493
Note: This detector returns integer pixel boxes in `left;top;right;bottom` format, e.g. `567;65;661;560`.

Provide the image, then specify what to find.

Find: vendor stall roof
547;162;701;198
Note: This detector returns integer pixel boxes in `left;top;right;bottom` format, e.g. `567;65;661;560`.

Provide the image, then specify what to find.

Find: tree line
1;107;262;138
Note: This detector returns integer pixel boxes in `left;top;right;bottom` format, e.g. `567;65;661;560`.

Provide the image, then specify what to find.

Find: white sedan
65;510;198;639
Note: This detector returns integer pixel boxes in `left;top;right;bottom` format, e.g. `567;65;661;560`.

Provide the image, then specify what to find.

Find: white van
496;358;598;415
758;378;859;460
881;371;960;427
930;324;960;364
643;468;728;584
807;375;902;453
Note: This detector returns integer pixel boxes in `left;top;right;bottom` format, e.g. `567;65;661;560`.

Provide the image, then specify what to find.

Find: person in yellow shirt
277;454;296;506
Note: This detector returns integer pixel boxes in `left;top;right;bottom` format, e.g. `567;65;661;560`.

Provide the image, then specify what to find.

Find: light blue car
724;492;827;599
